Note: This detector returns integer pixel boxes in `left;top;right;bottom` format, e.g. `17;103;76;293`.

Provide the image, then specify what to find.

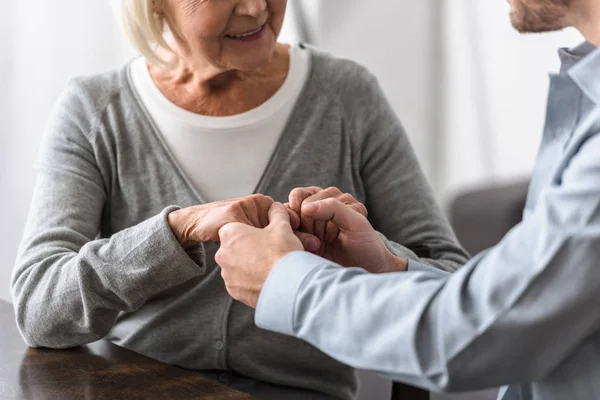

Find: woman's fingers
288;186;322;214
255;195;275;227
239;194;274;228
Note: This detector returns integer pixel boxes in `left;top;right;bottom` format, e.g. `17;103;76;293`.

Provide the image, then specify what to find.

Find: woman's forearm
12;206;205;348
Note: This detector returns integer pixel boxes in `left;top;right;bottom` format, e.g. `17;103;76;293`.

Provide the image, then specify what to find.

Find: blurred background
0;1;583;399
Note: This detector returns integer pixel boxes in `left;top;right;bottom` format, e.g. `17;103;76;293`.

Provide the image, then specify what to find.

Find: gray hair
113;0;175;68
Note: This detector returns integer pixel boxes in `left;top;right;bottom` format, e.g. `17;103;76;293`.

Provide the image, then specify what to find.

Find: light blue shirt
255;42;600;400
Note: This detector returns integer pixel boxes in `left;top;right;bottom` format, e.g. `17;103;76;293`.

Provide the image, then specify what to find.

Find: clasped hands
168;187;407;308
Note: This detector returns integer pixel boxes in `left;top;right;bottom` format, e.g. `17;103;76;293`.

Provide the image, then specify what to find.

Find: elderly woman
11;1;468;399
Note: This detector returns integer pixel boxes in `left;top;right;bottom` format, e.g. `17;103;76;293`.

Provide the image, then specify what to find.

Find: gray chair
450;180;529;255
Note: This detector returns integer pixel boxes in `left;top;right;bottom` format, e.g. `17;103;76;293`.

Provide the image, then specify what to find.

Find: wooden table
0;300;254;399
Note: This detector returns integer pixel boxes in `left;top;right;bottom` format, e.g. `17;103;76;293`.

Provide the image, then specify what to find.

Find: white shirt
130;45;311;202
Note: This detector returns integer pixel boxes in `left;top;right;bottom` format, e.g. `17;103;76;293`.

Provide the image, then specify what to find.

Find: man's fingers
339;193;368;218
298;189;337;236
313;220;327;244
348;202;369;219
299;215;316;237
297;188;365;236
301;198;369;231
284;203;301;229
288;187;366;238
300;186;344;207
324;221;339;243
294;231;321;254
301;190;367;219
268;202;293;229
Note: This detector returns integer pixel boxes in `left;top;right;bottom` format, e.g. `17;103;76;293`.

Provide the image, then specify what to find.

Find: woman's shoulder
300;44;385;113
62;63;132;112
66;63;130;103
301;44;380;95
44;61;137;145
298;44;389;130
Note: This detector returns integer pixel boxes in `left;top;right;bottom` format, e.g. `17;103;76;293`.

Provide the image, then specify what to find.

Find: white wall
0;1;136;302
440;0;582;202
0;3;17;303
300;0;442;187
298;0;582;206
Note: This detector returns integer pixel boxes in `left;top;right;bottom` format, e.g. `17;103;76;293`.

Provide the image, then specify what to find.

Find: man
215;0;600;398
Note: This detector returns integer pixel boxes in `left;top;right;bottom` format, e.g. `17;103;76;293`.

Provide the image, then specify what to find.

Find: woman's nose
234;0;267;18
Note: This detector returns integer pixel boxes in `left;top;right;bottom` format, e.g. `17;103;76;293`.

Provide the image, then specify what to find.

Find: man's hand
216;203;304;308
300;198;408;274
287;186;368;246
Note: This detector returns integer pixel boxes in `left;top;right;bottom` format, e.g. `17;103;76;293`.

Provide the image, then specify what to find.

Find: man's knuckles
324;186;343;196
217;222;242;243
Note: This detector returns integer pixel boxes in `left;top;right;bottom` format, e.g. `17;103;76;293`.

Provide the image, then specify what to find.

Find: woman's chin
238;57;274;71
222;29;278;70
228;48;278;72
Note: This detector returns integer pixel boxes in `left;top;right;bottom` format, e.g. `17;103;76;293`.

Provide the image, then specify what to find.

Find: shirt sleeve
256;132;600;392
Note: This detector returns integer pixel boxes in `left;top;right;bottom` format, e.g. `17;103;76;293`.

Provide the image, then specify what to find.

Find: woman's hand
167;194;275;247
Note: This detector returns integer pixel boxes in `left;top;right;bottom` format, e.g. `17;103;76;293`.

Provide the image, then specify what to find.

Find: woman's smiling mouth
225;24;267;42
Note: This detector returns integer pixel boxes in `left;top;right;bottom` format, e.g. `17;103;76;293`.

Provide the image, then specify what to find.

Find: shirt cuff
255;251;330;335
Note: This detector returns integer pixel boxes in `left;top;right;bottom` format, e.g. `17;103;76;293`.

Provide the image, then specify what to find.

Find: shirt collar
560;41;600;106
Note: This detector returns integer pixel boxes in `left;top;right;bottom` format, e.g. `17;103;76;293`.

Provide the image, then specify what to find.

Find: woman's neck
148;43;291;116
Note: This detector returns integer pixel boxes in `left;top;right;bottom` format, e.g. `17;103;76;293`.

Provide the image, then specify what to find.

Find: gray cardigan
11;46;468;400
